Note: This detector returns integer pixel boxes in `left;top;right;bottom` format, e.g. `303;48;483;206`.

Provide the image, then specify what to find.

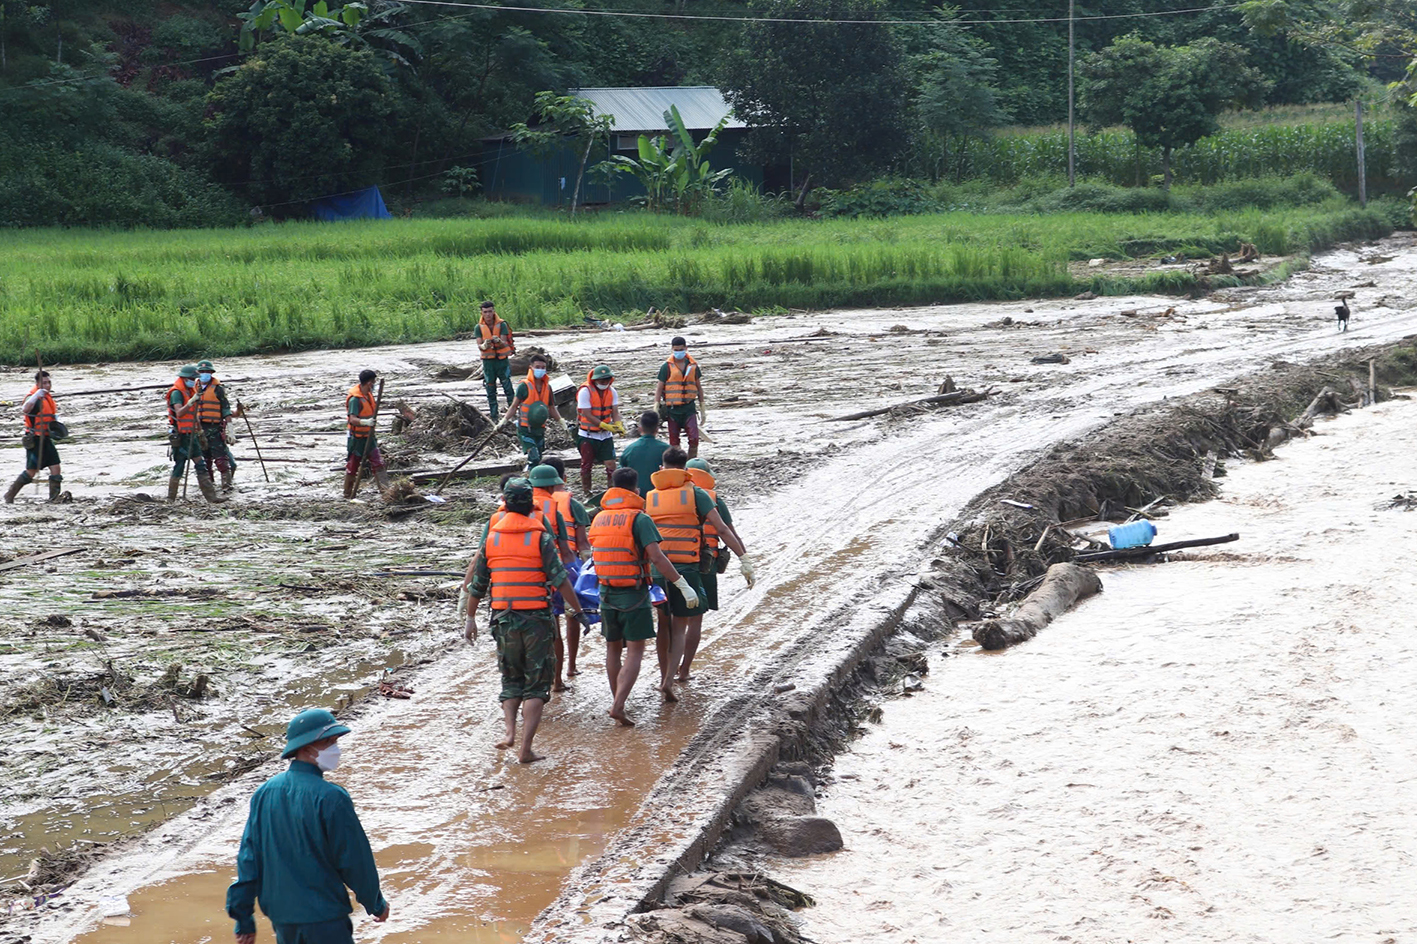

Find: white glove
672;576;699;609
355;417;375;428
738;554;756;589
457;585;470;619
579;548;593;563
698;403;707;423
223;426;236;445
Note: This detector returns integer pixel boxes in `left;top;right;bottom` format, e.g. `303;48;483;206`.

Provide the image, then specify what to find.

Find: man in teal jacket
226;708;389;944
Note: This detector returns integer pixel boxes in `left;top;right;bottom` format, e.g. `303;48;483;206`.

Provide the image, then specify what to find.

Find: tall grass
0;204;1394;365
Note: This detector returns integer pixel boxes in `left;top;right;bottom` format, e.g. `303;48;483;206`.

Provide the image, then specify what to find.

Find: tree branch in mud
970;562;1102;650
827;387;995;422
1074;533;1239;563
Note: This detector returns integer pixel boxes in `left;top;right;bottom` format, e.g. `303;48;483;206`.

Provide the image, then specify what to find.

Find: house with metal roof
481;86;762;206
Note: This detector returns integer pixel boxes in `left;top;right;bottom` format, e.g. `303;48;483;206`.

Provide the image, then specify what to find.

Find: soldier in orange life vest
477;300;516;421
6;369;66;504
166;364;227;504
576;364;625;496
655;336;706;458
506;353;565;466
681;457;744;682
645;448;755;702
459;478;587;764
345;369;392;499
193;360;238;493
530;462;593;689
588;467;686;726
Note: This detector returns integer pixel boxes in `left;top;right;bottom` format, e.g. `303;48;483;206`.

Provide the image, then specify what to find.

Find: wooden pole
352;378;386;496
237;401;271;483
434;410;515;494
1356;99;1367;208
1067;0;1076;188
1369;358;1377;406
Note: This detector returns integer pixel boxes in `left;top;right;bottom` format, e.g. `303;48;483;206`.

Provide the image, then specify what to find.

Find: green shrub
702;179;790;223
819;178;939;218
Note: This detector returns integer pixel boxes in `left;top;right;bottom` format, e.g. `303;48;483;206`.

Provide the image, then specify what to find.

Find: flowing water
777;395;1417;944
7;235;1417;942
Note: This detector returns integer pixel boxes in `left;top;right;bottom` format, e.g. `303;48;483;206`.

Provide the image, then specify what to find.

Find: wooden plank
1074;533;1239;563
0;547;83;573
411;459;525;485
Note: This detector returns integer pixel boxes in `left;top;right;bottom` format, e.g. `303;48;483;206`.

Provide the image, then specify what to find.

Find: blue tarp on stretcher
310;186;391;222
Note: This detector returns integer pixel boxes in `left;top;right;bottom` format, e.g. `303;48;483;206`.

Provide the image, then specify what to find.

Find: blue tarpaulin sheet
310;186;391;221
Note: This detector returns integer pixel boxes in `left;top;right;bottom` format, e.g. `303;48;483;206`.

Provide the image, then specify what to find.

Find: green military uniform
657;360;700;423
650;484;715;618
601;512;663;643
516;387;549;465
700;497;734;611
479;317;515;419
195;361;238;490
467;525;568;703
619;435;669;497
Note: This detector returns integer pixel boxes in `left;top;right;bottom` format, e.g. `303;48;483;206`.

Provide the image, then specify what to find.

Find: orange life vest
195;378;224;426
532;487;574;563
490;506;557;537
23;387;56;437
484;512;550;610
646;468;701;565
346;384;376;439
519;370;554;429
578;376;615;434
664;355;700;406
167;380;198;435
478;316;513;361
549;489;581;554
686;468;720;552
590;488;651;588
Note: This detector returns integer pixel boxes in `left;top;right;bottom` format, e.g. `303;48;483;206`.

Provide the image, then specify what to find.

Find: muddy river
778;394;1417;944
4;235;1417;942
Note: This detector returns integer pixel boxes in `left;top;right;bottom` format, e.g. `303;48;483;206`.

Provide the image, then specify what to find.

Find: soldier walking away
477;300;516;420
576;364;624;496
345;369;392;499
655;336;706;458
194;359;239;492
542;455;593;678
6;369;67;504
167;365;227;504
589;467;685;726
618;411;669;498
507;353;564;466
460;477;588;764
646;448;754;702
227;708;390;944
682;458;744;682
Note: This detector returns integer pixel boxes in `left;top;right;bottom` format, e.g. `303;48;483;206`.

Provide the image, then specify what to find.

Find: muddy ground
4;234;1417;942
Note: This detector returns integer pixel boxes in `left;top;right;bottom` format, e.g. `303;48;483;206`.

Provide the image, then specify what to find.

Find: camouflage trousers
490;609;556;703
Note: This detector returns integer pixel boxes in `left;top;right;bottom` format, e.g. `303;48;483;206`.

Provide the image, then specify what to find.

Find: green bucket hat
196;359;216;372
177;365;199;380
686;458;713;474
590;364;614;382
528;463;562;487
281;708;350;759
525;400;549;430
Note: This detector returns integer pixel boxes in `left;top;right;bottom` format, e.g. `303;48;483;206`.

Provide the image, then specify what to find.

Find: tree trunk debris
828;387;995;422
970;562;1102;650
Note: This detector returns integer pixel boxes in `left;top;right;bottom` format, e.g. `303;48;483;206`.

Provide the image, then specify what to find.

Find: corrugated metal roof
568;87;744;133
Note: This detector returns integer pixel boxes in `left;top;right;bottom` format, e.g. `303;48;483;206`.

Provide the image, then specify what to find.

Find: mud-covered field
5;234;1417;943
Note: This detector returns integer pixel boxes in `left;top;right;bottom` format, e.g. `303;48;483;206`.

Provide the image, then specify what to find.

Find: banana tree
599;105;732;213
238;0;420;69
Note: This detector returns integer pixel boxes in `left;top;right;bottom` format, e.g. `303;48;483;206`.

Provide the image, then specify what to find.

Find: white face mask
314;743;341;772
532;367;547;379
596;382;611;391
673;350;687;359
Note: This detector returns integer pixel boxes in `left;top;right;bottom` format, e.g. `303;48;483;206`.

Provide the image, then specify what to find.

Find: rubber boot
47;474;64;503
343;472;358;499
167;476;182;503
485;385;500;422
197;472;228;504
4;472;31;504
688;443;699;460
220;468;235;492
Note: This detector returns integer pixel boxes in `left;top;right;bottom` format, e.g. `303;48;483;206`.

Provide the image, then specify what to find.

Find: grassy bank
0;199;1398;365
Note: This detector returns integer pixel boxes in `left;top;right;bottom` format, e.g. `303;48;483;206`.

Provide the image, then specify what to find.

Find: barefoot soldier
461;478;587;764
167;365;227;504
589;467;687;725
344;370;392;499
533;460;594;682
681;457;744;682
194;359;238;492
6;369;66;504
529;463;578;693
645;448;754;702
477;300;516;421
227;708;390;944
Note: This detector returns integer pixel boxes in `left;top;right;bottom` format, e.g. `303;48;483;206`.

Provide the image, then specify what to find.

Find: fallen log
971;562;1102;651
828;388;993;422
0;547;83;573
1073;532;1239;563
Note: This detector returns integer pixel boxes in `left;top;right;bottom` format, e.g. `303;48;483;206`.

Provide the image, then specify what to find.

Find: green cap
686;458;713;474
281;708;350;759
502;476;534;505
528;463;563;487
590;364;614;381
525;400;549;430
178;365;198;380
196;360;215;372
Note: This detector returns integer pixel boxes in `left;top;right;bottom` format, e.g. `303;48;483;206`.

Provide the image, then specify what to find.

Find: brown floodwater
14;234;1417;942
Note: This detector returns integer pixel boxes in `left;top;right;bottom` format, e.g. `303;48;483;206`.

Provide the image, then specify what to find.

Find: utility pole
1067;0;1076;187
1355;99;1367;208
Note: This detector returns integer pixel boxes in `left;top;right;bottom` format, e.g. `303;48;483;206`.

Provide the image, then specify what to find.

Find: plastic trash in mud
1107;519;1157;549
99;895;131;926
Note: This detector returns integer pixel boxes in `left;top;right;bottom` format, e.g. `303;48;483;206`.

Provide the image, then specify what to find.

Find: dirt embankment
618;339;1417;944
